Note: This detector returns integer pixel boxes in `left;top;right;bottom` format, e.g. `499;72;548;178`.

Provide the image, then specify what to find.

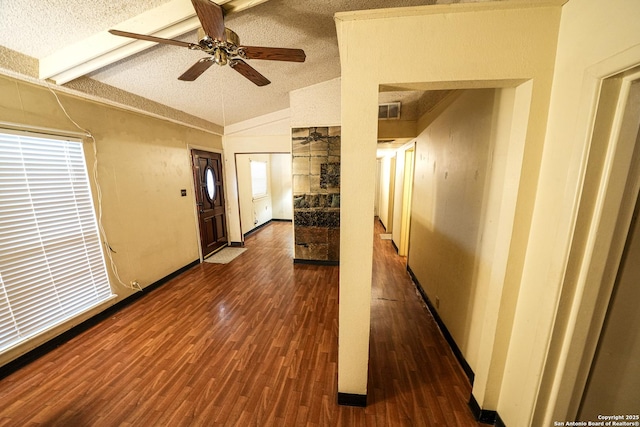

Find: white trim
39;0;194;81
0;121;90;139
541;64;640;423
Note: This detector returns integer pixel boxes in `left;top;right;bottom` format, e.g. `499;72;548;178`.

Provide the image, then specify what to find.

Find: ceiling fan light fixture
223;28;240;48
214;48;228;66
198;35;215;51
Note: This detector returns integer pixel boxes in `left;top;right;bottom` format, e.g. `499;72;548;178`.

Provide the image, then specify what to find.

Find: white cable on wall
45;83;142;292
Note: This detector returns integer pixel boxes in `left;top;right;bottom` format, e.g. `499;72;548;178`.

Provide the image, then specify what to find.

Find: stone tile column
292;126;341;263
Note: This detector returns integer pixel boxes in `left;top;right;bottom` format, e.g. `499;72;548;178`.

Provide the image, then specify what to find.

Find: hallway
0;220;479;426
368;220;477;425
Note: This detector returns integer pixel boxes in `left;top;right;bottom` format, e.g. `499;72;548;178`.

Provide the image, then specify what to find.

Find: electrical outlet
130;280;140;289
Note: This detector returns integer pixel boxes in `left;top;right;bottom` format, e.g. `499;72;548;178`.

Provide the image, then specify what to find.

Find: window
0;129;114;354
204;166;216;201
250;160;268;199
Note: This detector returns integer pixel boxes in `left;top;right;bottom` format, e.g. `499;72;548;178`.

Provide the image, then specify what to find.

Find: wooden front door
192;149;227;258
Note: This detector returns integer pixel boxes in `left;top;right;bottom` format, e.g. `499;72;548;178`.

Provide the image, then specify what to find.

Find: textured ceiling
0;0;499;128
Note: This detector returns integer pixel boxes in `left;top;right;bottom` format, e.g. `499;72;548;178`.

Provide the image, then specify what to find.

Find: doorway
578;78;640;419
541;69;640;423
235;152;292;238
578;185;640;419
192;149;227;258
399;147;415;256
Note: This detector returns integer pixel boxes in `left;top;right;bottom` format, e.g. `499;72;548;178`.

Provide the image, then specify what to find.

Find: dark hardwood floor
0;220;480;426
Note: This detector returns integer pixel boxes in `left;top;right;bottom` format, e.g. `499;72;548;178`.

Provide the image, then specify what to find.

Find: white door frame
540;65;640;423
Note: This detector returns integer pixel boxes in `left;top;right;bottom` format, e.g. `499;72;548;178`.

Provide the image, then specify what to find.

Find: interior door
192;149;227;258
578;193;640;419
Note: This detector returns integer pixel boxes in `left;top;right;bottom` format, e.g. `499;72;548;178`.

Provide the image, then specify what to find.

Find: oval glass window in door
205;166;216;201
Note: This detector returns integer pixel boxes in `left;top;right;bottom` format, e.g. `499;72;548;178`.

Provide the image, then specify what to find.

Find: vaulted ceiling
0;0;499;129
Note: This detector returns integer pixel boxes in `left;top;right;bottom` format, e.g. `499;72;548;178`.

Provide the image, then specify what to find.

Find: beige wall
408;86;526;414
290;77;341;127
337;0;640;423
335;2;562;419
531;0;640;423
378;120;417;140
0;73;221;364
408;88;495;368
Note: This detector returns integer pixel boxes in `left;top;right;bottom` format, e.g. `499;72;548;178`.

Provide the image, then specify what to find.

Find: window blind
250;160;268;198
0;129;114;354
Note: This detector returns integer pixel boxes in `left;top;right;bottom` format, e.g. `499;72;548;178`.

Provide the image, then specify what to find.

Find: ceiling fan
108;0;306;86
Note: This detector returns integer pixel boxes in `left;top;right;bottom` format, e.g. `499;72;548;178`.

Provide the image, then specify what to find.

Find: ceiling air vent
378;102;401;120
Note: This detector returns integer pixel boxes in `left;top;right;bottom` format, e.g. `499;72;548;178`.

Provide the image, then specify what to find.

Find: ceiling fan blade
242;46;307;62
109;29;194;48
178;58;215;81
241;46;306;62
230;59;270;86
191;0;226;41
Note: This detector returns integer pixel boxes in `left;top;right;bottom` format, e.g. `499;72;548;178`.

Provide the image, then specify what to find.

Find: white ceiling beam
40;0;196;84
42;20;202;85
39;0;270;85
220;0;269;14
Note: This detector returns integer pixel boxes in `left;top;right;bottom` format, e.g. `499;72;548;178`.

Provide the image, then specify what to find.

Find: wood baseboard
293;258;339;266
337;393;367;407
469;393;504;425
407;265;475;384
